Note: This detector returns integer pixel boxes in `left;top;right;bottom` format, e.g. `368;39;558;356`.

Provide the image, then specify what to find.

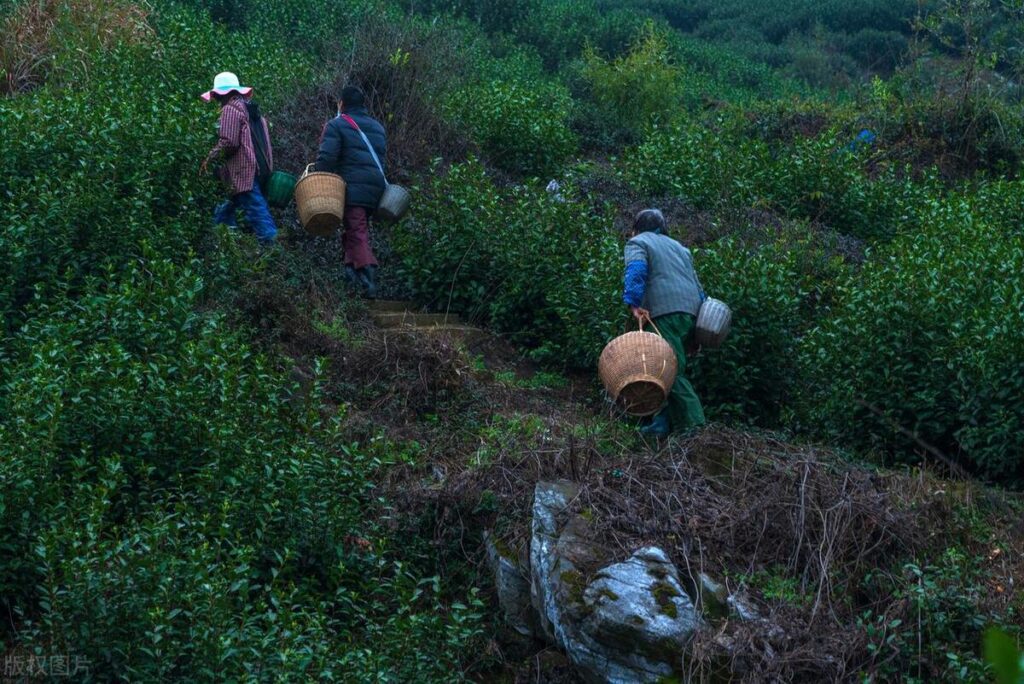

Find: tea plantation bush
580;22;687;129
394;160;830;426
624;116;935;242
689;237;810;425
798;199;1024;480
445;72;577;177
1;3;487;678
0;4;308;330
392;159;619;366
0;257;485;679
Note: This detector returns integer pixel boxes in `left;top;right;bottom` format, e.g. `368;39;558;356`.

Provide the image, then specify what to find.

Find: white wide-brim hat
200;71;253;102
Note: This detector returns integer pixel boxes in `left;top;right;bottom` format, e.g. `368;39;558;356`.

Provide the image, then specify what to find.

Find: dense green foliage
446;74;577;177
387;1;1024;482
3;0;1024;679
0;3;486;678
392;160;618;365
0;258;483;679
800;195;1024;479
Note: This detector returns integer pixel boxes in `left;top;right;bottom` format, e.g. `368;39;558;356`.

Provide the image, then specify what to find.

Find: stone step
387;324;489;346
373;312;462;328
368;299;415;313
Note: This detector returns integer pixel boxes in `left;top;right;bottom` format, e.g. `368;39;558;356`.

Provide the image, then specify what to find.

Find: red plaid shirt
205;96;272;196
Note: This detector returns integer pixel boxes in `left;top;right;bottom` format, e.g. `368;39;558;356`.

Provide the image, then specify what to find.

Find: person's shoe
357;265;379;299
639;413;670;437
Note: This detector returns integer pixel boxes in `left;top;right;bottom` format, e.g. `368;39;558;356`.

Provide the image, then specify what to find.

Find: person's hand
630;306;651;324
199;159;209;176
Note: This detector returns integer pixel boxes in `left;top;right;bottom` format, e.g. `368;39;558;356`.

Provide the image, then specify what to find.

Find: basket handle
302;163;315;178
634;312;663;337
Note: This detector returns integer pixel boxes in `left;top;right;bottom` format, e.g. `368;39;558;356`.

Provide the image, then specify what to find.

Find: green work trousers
644;312;706;432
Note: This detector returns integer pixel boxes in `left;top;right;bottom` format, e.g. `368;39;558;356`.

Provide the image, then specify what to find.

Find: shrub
0;257;487;679
624;116;771;209
445;71;577;177
0;0;154;95
0;5;489;679
393;159;835;425
511;0;647;69
391;159;619;366
624;115;935;242
0;4;311;330
580;21;687;129
271;10;481;176
798;201;1024;480
860;546;1015;681
689;230;834;426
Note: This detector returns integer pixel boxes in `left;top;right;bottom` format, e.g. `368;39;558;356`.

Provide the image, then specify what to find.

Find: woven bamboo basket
294;163;346;237
376;183;411;222
695;298;732;349
265;170;297;208
598;328;678;417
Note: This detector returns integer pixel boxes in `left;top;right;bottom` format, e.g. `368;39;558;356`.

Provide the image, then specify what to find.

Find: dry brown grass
273;12;473;178
1;0;154;96
382;413;1022;681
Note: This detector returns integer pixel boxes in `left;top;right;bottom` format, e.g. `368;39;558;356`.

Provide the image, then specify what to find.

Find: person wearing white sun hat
200;71;277;246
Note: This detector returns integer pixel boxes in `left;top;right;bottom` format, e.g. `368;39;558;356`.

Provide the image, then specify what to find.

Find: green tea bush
624;117;771;209
392;159;619;366
798;201;1024;480
624;116;935;242
393;159;833;423
398;0;539;37
0;4;310;330
580;22;687;129
668;34;797;100
683;218;851;426
0;257;486;679
0;0;155;95
511;0;648;69
0;4;489;679
861;70;1024;177
860;546;1015;681
445;71;577;177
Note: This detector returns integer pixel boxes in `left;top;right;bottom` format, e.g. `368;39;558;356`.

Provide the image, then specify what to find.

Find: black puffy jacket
314;106;387;209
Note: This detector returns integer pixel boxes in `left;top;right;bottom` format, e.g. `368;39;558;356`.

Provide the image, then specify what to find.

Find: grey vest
624;232;703;319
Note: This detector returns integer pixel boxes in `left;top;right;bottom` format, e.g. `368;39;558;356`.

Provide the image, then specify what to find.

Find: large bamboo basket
695;298;732;349
598;327;678;417
295;163;346;236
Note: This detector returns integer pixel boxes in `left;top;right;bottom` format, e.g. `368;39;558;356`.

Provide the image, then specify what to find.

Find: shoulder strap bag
340;114;411;222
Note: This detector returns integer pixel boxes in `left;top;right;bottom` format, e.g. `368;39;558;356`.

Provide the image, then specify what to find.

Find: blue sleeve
623;260;648;308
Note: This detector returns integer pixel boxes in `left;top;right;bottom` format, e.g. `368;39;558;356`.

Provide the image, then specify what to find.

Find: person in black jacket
315;85;387;297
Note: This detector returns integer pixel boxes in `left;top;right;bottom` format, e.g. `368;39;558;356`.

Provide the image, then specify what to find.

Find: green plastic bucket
266;171;297;208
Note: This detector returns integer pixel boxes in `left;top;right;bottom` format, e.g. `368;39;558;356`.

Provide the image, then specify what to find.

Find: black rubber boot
343;266;360;289
357;265;379;299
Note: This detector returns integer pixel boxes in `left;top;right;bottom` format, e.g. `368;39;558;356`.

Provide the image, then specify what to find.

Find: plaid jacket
205;96;272;196
623;231;704;319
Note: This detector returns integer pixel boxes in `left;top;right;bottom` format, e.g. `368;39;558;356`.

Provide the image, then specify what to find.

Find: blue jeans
214;180;277;245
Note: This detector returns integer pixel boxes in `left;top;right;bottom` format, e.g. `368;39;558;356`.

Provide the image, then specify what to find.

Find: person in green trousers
622;209;707;436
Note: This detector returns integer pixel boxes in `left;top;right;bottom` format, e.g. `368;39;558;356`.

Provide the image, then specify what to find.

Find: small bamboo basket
598;320;678;417
695;298;732;349
376;183;411;222
294;163;346;236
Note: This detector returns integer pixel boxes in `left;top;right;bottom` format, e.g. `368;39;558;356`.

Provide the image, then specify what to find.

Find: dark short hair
633;209;667;234
340;85;365;108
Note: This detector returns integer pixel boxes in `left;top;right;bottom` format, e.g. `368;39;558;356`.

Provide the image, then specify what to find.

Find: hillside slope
1;0;1023;681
